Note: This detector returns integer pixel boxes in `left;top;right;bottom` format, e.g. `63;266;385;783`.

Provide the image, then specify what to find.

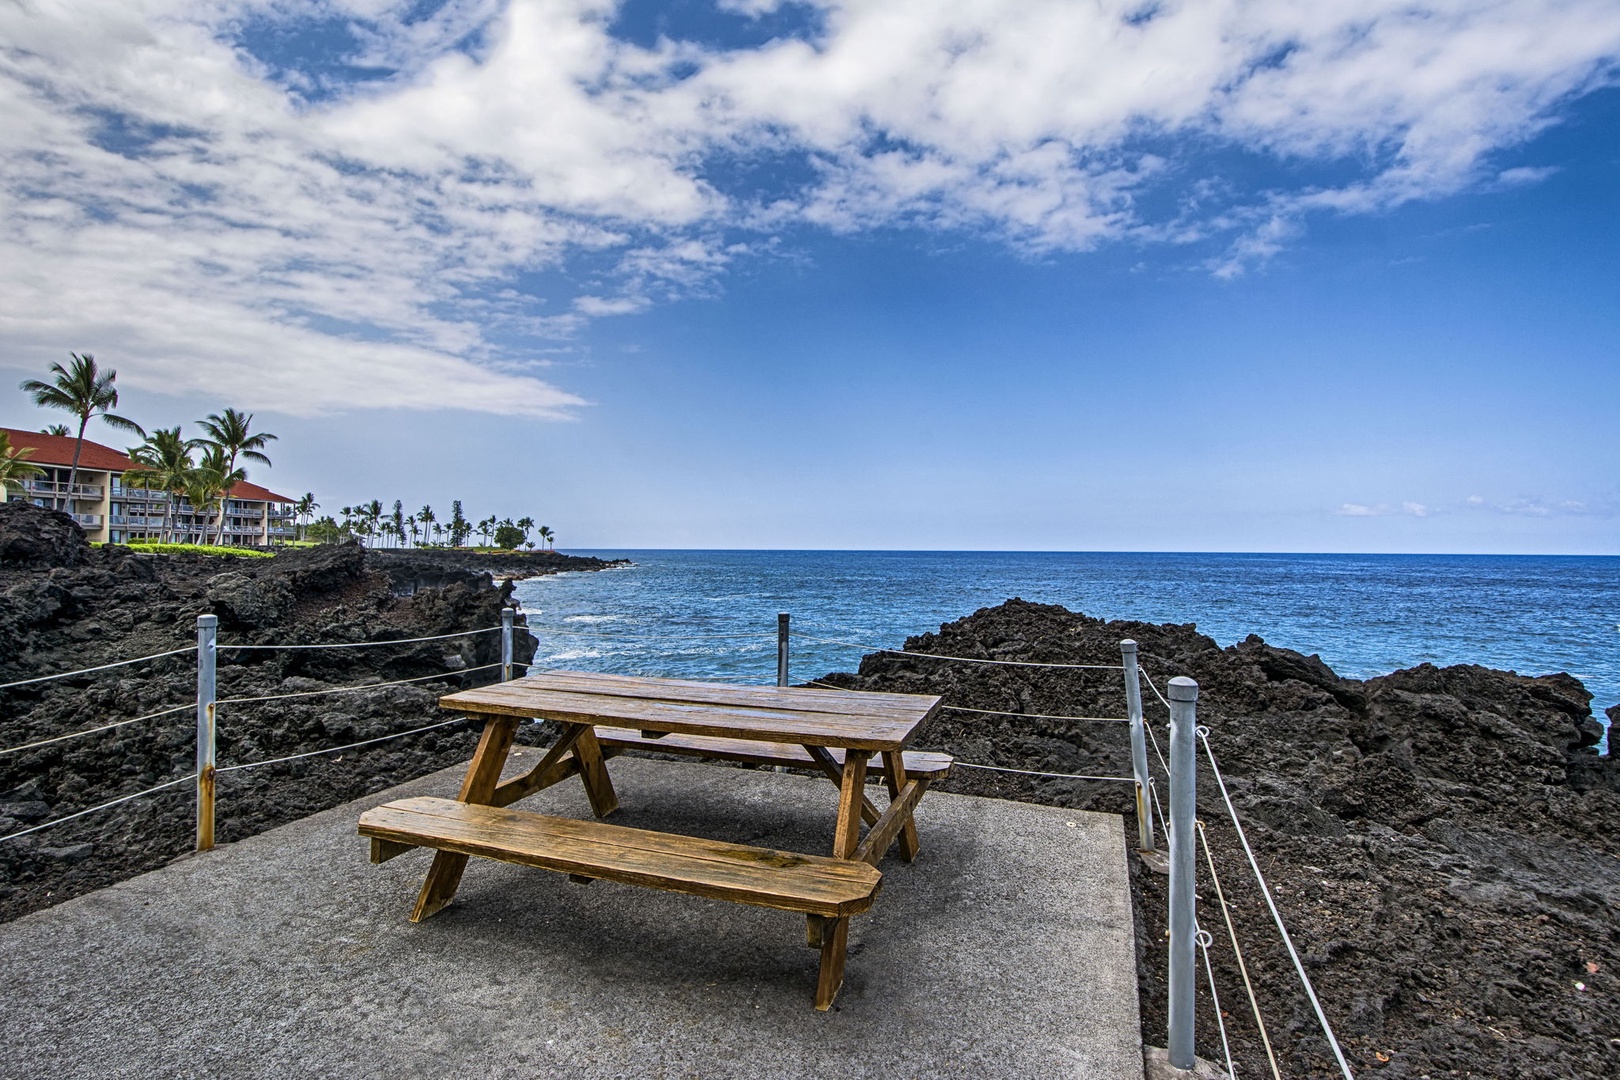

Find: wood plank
440;677;939;751
593;727;954;778
882;749;921;862
853;777;930;867
489;725;586;808
360;797;882;917
502;670;939;721
410;715;517;922
804;744;880;827
814;916;850;1011
833;751;869;860
490;755;581;809
370;838;415;864
572;727;619;818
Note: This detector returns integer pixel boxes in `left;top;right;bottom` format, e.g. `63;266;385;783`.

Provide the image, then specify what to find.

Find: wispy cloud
2;1;1617;414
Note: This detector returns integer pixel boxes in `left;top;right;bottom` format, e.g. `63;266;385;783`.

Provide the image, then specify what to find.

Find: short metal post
501;607;515;682
777;612;790;687
195;614;217;852
1167;676;1200;1070
1121;640;1154;852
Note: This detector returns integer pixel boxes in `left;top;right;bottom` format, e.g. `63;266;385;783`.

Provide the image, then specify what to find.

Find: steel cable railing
215;664;503;706
220;626;501;651
0;703;194;757
1198;727;1354;1080
0;646;198;691
215;716;473;774
0;774;197;843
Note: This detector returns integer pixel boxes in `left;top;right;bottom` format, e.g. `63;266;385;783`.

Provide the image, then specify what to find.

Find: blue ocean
511;551;1620;721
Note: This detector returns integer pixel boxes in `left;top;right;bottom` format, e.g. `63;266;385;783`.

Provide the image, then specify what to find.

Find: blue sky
2;1;1618;552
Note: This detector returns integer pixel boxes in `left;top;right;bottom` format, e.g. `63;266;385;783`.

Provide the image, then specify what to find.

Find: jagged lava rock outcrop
816;598;1619;1080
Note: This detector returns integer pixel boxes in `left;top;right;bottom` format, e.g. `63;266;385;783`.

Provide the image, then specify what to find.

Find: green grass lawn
111;542;275;558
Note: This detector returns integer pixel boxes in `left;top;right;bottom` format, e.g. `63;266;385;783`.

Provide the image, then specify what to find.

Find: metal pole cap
1119;639;1138;655
196;614;218;627
1168;676;1199;702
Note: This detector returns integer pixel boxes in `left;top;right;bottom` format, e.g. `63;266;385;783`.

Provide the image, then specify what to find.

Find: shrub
119;542;273;558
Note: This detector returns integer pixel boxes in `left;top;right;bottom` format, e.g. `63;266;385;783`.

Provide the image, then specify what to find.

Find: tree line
4;353;560;552
302;497;555;550
5;353;282;545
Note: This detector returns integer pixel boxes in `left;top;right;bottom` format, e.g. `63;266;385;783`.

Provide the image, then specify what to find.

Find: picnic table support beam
880;750;920;861
490;730;587;808
803;744;881;825
572;728;619;818
411;714;518;922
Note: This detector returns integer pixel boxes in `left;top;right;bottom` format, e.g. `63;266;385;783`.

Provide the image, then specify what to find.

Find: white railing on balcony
72;514;103;527
24;480;104;500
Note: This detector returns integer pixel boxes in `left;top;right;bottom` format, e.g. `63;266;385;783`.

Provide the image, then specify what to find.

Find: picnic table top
439;670;943;752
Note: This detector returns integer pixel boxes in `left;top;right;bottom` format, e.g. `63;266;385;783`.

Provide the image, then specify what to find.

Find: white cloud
2;1;1617;414
1403;501;1430;517
1337;503;1388;517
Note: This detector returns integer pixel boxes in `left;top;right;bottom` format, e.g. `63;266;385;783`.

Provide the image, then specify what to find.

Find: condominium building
2;428;297;546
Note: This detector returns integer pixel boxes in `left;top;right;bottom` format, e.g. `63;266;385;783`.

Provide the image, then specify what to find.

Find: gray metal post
1167;676;1200;1070
777;612;790;687
195;614;217;852
1120;640;1154;852
501;607;515;682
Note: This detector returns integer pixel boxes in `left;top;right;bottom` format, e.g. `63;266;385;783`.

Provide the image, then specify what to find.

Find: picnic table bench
358;671;947;1009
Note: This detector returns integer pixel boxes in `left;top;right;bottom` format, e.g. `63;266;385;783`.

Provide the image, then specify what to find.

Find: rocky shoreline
811;599;1620;1079
0;503;618;922
5;502;1616;1076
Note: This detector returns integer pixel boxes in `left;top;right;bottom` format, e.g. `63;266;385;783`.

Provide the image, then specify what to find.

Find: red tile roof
2;427;296;504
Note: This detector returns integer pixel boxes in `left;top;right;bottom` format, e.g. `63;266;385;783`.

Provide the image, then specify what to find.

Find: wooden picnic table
358;670;947;1009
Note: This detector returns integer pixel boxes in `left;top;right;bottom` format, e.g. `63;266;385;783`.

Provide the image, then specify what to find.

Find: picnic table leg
814;915;851;1011
812;749;868;1009
410;713;518;923
572;726;619;818
881;750;921;862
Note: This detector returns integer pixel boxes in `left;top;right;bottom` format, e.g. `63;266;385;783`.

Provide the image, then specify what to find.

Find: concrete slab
0;754;1143;1080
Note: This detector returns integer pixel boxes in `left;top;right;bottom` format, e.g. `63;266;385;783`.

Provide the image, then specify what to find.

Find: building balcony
71;514;103;527
24;480;103;500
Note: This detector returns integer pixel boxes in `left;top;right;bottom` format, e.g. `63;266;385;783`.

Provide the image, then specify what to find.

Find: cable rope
0;646;198;690
1139;667;1175;712
0;703;194;757
950;761;1134;782
0;773;196;843
1198;728;1354;1080
790;635;1124;671
1198;820;1282;1080
940;704;1130;724
216;664;502;705
526;628;772;642
216;716;472;773
1196;927;1240;1080
221;627;501;651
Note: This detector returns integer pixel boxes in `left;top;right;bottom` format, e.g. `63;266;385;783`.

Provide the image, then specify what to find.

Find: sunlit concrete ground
0;753;1143;1079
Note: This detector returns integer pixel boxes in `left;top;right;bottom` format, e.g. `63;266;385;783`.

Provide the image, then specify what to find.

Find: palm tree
0;432;45;496
124;427;198;542
516;516;534;545
20;353;144;510
477;514;496;547
186;446;243;544
294;493;318;540
391;501;405;549
418;505;436;547
39;424;69;437
198;409;276;544
538;525;555;550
